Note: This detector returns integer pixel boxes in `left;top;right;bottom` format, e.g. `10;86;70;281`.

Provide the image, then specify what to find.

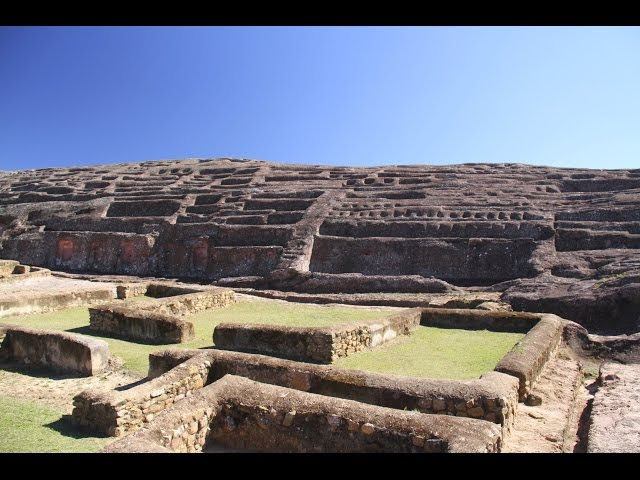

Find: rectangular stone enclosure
88;283;235;344
70;306;564;451
213;308;422;363
102;375;503;453
212;305;564;399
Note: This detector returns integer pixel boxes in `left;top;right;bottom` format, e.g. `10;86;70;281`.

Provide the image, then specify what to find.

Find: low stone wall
89;306;195;344
495;315;564;400
114;283;236;314
116;283;148;300
89;285;235;343
102;375;503;453
417;308;566;401
76;347;517;438
183;307;565;404
76;307;564;438
0;324;110;375
71;353;212;436
148;349;519;434
213;323;334;363
145;289;236;317
147;349;201;378
128;284;236;316
213;308;421;363
0;265;51;284
230;288;501;309
420;308;540;333
0;287;115;319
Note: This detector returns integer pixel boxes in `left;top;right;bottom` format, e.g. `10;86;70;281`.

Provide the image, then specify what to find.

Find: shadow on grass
45;415;109;440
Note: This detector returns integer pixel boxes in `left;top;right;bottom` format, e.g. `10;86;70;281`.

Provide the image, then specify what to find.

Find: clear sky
1;26;639;171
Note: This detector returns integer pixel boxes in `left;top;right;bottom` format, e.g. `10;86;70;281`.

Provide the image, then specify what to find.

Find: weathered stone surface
0;276;115;318
495;315;564;400
0;324;110;375
72;354;213;436
1;159;639;332
151;348;520;432
588;362;640;453
213;308;421;363
89;306;195;344
102;375;502;453
88;283;234;344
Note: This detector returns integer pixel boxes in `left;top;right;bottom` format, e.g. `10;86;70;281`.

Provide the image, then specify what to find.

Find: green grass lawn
0;395;112;453
334;326;524;380
4;300;390;377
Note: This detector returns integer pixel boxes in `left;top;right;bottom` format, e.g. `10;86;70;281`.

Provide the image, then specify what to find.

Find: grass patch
6;300;389;377
186;301;389;328
0;395;112;452
334;326;525;380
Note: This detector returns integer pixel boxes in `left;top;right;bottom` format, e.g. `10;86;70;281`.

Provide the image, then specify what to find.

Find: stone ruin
1;158;638;333
1;157;639;453
70;308;561;448
89;283;236;344
0;324;111;376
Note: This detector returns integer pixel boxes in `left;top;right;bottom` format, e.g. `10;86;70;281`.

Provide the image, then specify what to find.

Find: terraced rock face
1;158;639;333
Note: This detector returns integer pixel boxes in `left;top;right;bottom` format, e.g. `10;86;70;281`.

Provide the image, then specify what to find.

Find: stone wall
230;288;500;309
88;305;195;344
420;308;541;333
133;285;236;316
72;353;212;436
102;375;503;453
72;307;565;438
495;315;564;400
319;219;555;240
0;324;110;375
0;260;51;284
116;283;148;300
147;349;520;434
309;235;539;285
147;349;201;379
88;285;235;343
0;287;115;319
114;283;237;313
417;308;565;401
213;308;422;363
7;231;157;276
587;362;640;453
0;265;51;284
78;347;517;439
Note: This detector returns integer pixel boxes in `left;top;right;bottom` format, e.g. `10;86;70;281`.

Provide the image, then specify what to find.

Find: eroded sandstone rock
1;158;639;332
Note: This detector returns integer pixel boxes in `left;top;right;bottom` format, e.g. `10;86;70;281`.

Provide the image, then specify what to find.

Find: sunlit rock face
1;158;639;332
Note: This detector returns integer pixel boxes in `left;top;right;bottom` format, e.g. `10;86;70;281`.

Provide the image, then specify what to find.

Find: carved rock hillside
1;158;639;332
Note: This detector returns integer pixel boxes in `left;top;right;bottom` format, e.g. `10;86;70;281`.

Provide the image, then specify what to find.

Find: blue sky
1;26;639;171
